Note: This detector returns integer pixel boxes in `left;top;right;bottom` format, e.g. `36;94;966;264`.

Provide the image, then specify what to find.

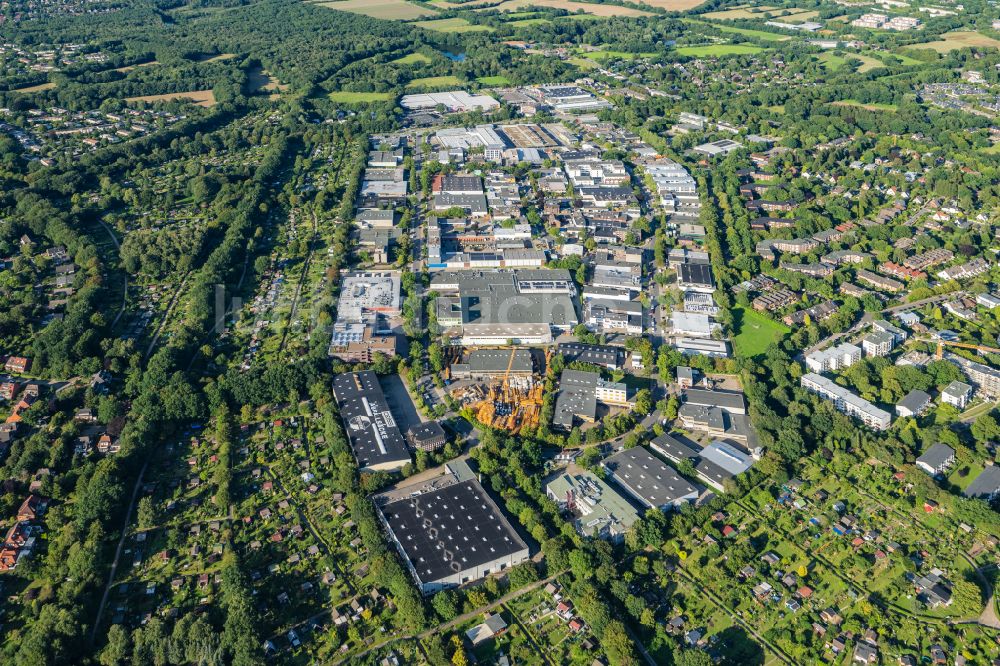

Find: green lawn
392;52;433;65
732;307;790;357
675;44;764;57
328;91;395;103
414;17;493;32
476;75;511;85
948;460;984;492
405;75;465;88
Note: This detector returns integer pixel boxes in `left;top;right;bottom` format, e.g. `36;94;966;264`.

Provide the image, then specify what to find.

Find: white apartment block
861;331;895;357
801;373;891;430
805;343;862;373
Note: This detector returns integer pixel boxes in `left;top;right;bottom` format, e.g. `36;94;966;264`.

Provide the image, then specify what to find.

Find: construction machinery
933;339;1000;360
450;347;544;433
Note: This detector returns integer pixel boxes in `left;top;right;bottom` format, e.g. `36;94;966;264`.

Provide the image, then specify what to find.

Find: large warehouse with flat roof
332;371;411;472
602;446;699;511
375;460;529;594
400;90;500;113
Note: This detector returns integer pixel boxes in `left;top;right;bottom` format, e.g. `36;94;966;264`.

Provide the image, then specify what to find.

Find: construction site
445;347;547;433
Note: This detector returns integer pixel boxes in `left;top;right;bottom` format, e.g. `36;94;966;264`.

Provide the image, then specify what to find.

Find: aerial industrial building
332;371;411;472
375;460;529;594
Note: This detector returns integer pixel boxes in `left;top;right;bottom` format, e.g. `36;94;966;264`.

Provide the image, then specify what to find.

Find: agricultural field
11;81;56;93
476;0;653;17
675;43;764;57
701;5;778;20
635;0;708;9
777;9;818;23
731;307;789;357
415;17;494;32
311;0;437;20
914;31;1000;53
125;90;217;107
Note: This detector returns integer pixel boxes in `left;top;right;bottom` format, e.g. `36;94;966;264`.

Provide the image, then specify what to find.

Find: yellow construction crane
935;339;1000;359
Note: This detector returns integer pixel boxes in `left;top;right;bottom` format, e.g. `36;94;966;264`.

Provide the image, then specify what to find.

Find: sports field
415;17;493;32
676;44;764;57
913;31;1000;53
313;0;436;20
732;307;789;357
328;91;395;103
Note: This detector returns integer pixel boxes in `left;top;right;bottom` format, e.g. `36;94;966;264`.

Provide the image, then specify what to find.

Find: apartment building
805;343;862;373
801;373;891;430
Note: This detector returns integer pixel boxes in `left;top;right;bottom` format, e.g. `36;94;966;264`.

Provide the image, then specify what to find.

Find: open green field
687;19;791;42
818;52;847;70
567;56;600;69
476;75;511;85
508;17;550;26
12;81;56;93
853;53;886;72
675;44;764;57
405;75;465;88
888;51;923;65
392;52;433;65
914;31;1000;53
580;49;658;61
831;99;897;112
475;0;652;17
415;17;493;32
702;5;777;20
819;51;885;72
328;90;395;103
732;307;789;357
312;0;435;20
